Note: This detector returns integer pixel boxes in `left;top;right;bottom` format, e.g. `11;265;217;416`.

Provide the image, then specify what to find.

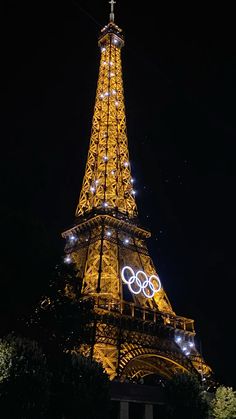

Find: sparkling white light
64;255;72;264
69;234;77;242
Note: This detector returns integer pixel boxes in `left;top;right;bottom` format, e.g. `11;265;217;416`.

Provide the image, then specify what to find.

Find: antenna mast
109;0;116;22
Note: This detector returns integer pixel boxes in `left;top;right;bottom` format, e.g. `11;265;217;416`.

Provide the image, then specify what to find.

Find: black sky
1;1;236;387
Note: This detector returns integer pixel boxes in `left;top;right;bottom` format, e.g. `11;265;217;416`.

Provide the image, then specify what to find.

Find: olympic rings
121;266;161;299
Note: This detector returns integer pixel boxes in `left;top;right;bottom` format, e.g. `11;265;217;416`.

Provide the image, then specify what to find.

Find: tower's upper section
75;7;138;220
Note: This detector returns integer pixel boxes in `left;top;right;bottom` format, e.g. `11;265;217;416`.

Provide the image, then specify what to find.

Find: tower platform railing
91;296;195;334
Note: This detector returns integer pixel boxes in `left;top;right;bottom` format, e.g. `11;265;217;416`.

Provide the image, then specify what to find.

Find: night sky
1;1;236;387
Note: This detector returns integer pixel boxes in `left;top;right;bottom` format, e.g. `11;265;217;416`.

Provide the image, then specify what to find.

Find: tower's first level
62;212;212;381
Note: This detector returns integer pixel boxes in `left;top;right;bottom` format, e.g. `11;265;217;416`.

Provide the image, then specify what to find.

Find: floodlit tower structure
62;1;211;382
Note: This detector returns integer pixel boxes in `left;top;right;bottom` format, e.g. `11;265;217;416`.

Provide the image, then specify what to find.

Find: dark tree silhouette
50;352;111;419
164;372;210;419
28;262;95;358
0;334;51;419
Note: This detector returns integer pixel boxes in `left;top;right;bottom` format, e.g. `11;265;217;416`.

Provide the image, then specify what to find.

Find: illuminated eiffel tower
62;2;211;382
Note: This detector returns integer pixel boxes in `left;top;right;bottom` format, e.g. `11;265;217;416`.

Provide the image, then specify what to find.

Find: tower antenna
109;0;116;22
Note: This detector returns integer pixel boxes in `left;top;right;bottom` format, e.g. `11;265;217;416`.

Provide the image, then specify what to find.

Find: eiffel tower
62;1;212;383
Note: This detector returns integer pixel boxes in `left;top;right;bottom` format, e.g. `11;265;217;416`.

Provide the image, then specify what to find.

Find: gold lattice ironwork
62;16;212;382
76;22;137;219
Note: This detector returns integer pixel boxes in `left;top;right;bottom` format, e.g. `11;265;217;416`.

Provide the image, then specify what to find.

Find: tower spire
76;8;137;219
109;0;116;22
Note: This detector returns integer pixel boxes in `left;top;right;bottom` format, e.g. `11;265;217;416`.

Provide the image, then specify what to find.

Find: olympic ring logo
121;266;161;299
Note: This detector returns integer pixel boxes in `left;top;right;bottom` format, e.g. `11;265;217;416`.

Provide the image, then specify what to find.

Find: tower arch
120;349;196;382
